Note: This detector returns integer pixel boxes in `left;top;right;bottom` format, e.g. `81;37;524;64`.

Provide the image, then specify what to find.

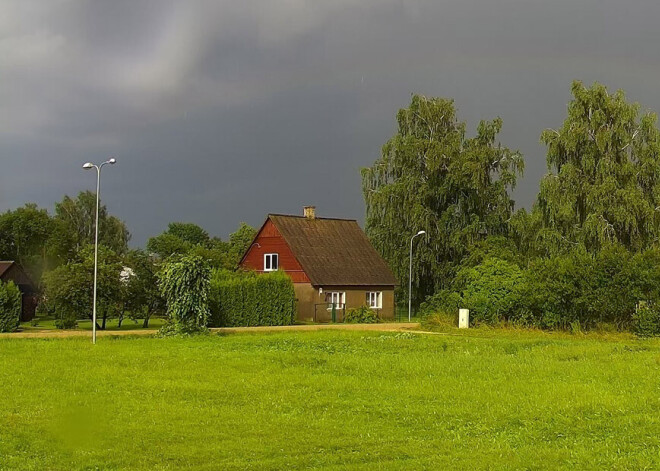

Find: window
366;291;382;309
326;292;345;309
264;253;278;271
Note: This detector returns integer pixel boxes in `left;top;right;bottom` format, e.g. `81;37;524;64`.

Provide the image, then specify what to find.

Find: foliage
159;255;211;335
419;289;463;320
0;204;55;281
54;191;130;258
146;232;192;259
535;81;660;253
225;222;258;267
362;94;524;307
454;258;524;325
0;281;21;332
425;246;660;330
165;223;210;246
209;269;295;327
121;250;165;328
148;222;256;270
631;302;660;337
43;245;123;330
344;305;379;324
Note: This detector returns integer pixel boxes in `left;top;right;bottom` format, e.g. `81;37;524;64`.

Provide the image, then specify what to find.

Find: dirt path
1;322;422;339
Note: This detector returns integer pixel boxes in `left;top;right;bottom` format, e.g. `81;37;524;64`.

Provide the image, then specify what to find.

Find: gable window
264;253;278;271
366;291;382;309
326;292;345;309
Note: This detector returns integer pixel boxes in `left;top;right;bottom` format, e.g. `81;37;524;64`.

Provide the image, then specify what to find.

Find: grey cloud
2;0;660;244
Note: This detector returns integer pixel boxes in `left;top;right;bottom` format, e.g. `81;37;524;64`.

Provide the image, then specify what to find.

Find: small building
0;261;39;322
239;207;397;321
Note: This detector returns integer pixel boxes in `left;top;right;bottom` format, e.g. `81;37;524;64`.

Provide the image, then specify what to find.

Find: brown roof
0;261;14;278
269;214;397;287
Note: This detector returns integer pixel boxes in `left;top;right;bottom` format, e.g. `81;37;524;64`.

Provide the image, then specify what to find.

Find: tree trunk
142;315;150;328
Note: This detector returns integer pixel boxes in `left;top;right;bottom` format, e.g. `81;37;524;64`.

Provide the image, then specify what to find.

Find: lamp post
408;230;426;322
82;158;116;344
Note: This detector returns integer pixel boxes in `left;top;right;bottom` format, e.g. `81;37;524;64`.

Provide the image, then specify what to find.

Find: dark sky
3;1;660;246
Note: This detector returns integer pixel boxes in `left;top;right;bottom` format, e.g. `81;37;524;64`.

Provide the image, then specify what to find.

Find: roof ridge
268;213;358;222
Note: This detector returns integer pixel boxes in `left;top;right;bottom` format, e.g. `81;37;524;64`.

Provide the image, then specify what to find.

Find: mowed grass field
1;329;660;470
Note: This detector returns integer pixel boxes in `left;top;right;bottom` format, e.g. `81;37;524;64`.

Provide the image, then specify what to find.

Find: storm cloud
2;0;660;245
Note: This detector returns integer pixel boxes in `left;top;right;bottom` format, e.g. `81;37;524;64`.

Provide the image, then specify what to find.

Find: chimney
303;206;316;219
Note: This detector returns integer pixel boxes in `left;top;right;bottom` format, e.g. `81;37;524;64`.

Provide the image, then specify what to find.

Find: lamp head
82;162;94;169
107;158;116;164
417;230;426;235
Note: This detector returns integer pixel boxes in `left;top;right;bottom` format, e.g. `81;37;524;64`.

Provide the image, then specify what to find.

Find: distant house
239;207;397;321
0;261;38;322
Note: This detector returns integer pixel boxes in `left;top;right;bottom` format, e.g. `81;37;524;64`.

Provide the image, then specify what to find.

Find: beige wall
293;283;395;322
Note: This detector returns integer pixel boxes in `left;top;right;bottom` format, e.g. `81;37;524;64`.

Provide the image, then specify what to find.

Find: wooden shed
239;207;398;321
0;261;39;322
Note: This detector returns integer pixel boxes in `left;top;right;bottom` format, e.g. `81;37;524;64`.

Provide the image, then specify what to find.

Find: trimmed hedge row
0;281;22;333
209;270;295;327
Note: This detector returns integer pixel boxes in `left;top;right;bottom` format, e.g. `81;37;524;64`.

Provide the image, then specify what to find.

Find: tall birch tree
536;81;660;253
362;94;523;305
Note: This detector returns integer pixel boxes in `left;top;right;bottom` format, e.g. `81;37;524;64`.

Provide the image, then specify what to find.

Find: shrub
420;290;463;318
632;302;660;337
344;305;379;324
159;255;211;335
455;258;524;325
55;313;78;330
420;246;660;332
0;281;22;332
209;270;295;327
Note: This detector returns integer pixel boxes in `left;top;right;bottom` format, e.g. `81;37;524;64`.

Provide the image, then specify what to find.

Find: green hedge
0;281;22;333
209;270;295;327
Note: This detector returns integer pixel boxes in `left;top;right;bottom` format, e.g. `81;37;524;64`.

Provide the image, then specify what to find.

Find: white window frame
326;292;345;310
366;291;382;309
263;253;278;271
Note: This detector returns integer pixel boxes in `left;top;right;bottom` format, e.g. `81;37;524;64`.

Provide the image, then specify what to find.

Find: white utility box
458;309;469;329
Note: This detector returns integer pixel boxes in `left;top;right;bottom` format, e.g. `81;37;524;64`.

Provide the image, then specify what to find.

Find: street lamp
408;230;426;322
82;158;116;344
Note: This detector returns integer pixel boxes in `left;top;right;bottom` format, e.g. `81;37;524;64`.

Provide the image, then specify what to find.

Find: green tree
536;81;660;253
147;232;192;259
121;250;165;328
225;222;257;268
0;281;22;333
0;204;55;280
147;221;256;270
159;255;211;335
54;191;130;259
43;245;123;329
362;94;524;306
165;223;210;246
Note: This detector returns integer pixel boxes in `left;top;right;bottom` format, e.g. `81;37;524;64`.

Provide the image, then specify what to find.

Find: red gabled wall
239;219;310;283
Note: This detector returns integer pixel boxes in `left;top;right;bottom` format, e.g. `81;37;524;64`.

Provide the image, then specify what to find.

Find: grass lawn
18;317;167;332
1;329;660;470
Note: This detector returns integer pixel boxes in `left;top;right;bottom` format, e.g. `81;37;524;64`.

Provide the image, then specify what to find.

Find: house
239;207;397;321
0;261;39;322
